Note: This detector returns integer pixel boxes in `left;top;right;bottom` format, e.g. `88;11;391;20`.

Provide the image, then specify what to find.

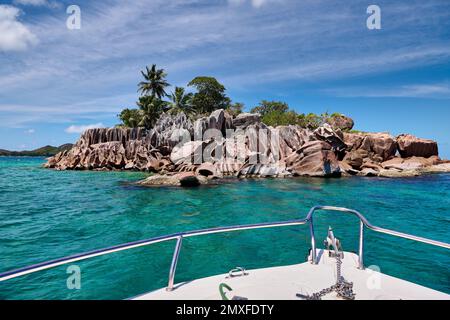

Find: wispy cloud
65;123;105;134
324;82;450;99
0;0;450;130
0;5;38;52
0;93;134;127
228;0;281;8
13;0;60;8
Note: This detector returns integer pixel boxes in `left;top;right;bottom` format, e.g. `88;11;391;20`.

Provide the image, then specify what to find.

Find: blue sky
0;0;449;157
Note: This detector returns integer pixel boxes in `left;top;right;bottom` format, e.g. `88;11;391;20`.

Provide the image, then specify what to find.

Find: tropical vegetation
118;64;347;131
187;76;231;114
249;100;343;129
136;95;170;128
138;64;170;99
118;65;238;129
168;87;195;116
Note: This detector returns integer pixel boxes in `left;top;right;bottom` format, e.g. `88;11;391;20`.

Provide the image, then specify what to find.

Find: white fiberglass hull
134;250;449;300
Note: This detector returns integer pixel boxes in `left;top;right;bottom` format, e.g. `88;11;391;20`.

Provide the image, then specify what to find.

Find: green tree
260;110;299;127
138;64;170;99
188;76;231;114
118;108;143;128
250;100;289;117
301;113;323;129
226;102;244;117
137;95;169;128
168;87;195;116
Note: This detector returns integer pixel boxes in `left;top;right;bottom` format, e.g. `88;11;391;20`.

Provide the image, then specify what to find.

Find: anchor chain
297;227;356;300
296;254;356;300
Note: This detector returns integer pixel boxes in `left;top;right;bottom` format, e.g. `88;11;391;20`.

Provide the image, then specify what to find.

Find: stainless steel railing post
358;220;365;270
166;235;183;291
309;217;317;264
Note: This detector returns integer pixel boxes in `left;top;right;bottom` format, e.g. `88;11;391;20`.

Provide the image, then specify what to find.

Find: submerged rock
137;174;181;186
378;169;421;178
137;172;208;187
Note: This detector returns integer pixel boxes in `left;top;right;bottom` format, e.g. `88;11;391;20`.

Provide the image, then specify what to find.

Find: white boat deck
135;250;449;300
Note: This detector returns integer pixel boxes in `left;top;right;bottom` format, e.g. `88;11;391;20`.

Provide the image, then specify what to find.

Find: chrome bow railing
306;206;450;269
0;206;449;292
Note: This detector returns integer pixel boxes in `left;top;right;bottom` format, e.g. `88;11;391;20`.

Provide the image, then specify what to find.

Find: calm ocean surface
0;156;449;299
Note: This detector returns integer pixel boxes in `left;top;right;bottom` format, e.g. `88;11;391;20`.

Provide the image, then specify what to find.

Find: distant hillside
0;144;74;157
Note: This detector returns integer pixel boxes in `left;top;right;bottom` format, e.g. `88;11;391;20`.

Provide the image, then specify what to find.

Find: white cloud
0;5;38;52
0;93;134;127
65;123;105;134
13;0;59;8
400;84;450;97
14;0;47;4
228;0;276;8
24;128;35;134
251;0;269;8
324;83;450;99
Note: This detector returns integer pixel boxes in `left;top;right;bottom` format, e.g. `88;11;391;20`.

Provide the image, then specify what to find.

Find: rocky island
43;65;450;186
44;109;450;187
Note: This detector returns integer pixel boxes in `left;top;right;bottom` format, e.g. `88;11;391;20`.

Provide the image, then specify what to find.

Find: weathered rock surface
232;113;261;129
196;162;219;178
381;156;440;171
170;141;205;165
378;169;421;178
75;127;146;149
238;163;289;178
344;132;397;162
147;112;193;152
397;134;438;158
138;172;208;187
358;167;379;177
314;124;347;154
342;149;366;170
286;141;341;177
194;109;233;138
422;163;450;174
45;109;449;185
326;114;354;131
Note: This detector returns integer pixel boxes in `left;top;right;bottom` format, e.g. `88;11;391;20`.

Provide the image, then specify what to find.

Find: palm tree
138;64;170;99
118;108;143;128
137;95;169;128
168;87;195;116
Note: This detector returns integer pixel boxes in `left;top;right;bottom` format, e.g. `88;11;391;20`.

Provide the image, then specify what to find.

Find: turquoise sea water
0;156;449;299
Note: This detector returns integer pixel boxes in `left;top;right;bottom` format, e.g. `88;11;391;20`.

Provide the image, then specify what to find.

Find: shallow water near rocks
0;156;449;299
